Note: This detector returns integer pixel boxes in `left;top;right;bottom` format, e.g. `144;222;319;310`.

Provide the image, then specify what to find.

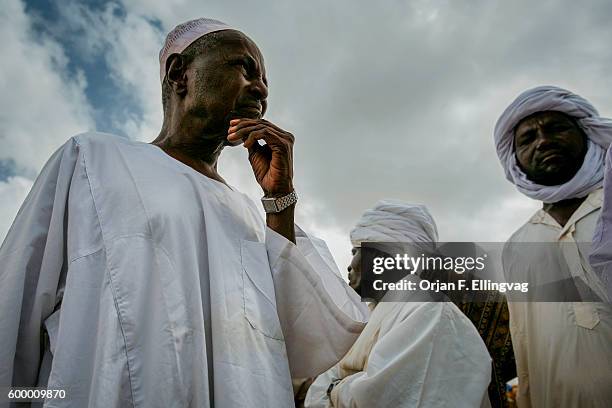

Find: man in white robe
304;200;492;408
0;18;368;407
494;86;612;407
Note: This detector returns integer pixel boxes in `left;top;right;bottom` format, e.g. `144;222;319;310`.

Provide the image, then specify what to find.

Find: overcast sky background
2;0;612;273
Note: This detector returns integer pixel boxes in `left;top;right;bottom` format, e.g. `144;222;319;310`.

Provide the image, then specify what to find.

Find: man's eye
232;60;249;72
517;132;534;146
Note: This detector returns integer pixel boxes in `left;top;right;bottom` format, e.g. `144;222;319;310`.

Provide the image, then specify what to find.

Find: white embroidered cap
159;18;233;83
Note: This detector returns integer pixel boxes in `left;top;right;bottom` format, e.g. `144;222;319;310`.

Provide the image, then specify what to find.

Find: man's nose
347;265;352;273
248;77;268;101
534;129;556;151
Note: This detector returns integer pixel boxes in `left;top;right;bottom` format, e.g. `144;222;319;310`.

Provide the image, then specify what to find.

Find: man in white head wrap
0;18;369;407
495;86;612;407
495;85;612;203
304;200;492;408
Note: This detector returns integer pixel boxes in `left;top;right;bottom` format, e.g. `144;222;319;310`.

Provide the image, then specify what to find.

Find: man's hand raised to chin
227;118;296;243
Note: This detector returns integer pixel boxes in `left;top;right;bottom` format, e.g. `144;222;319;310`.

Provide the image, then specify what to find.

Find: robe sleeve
266;226;369;378
0;138;79;389
329;303;491;408
303;363;341;408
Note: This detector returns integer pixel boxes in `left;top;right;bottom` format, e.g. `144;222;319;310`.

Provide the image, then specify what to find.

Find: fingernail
230;119;239;124
228;126;236;132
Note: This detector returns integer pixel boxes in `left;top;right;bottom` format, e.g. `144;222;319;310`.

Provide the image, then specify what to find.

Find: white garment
0;133;369;408
590;145;612;301
494;86;612;203
304;300;492;408
503;189;612;408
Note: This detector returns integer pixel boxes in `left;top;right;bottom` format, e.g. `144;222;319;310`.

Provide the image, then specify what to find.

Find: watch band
261;190;298;213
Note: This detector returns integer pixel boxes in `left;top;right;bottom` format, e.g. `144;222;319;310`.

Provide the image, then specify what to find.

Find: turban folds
494;85;612;203
350;200;438;253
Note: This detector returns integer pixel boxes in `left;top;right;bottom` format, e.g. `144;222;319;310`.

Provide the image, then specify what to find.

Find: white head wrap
494;85;612;203
350;200;438;253
159;18;234;83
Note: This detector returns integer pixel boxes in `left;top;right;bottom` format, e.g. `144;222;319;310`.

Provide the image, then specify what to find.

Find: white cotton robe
0;133;369;408
503;189;612;408
304;301;492;408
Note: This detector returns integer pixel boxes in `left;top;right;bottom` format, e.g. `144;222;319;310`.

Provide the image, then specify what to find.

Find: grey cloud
0;159;17;182
236;0;612;242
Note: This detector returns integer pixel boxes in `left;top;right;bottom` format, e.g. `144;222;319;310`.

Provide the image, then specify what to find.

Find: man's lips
237;102;262;112
536;150;567;164
231;106;262;119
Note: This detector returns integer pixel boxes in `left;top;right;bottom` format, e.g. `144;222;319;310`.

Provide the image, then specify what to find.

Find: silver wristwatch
261;190;298;213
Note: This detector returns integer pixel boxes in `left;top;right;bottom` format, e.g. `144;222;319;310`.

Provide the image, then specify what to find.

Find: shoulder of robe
70;131;127;149
394;301;444;322
393;302;474;333
505;215;539;245
501;221;539;272
438;301;473;323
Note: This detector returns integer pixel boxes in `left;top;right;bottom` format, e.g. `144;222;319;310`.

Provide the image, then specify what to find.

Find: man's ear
165;53;188;97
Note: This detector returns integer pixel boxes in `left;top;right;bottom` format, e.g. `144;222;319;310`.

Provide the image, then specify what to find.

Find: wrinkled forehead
202;30;265;64
514;110;577;134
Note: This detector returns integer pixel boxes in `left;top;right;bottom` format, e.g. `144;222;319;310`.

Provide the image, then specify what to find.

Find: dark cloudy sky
2;0;612;271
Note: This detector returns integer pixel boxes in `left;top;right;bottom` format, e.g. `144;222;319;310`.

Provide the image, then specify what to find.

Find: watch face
262;199;278;213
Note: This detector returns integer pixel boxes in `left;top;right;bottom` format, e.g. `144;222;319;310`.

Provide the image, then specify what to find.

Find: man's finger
229;119;294;143
245;135;271;158
228;118;261;130
243;129;290;150
227;124;268;143
259;119;289;135
260;120;294;143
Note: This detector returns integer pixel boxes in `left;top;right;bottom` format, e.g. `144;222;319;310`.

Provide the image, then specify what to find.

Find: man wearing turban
495;86;612;407
304;200;492;408
0;18;369;407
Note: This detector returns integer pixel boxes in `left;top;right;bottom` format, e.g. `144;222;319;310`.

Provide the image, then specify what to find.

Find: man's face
348;247;362;293
184;30;268;142
513;111;587;186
